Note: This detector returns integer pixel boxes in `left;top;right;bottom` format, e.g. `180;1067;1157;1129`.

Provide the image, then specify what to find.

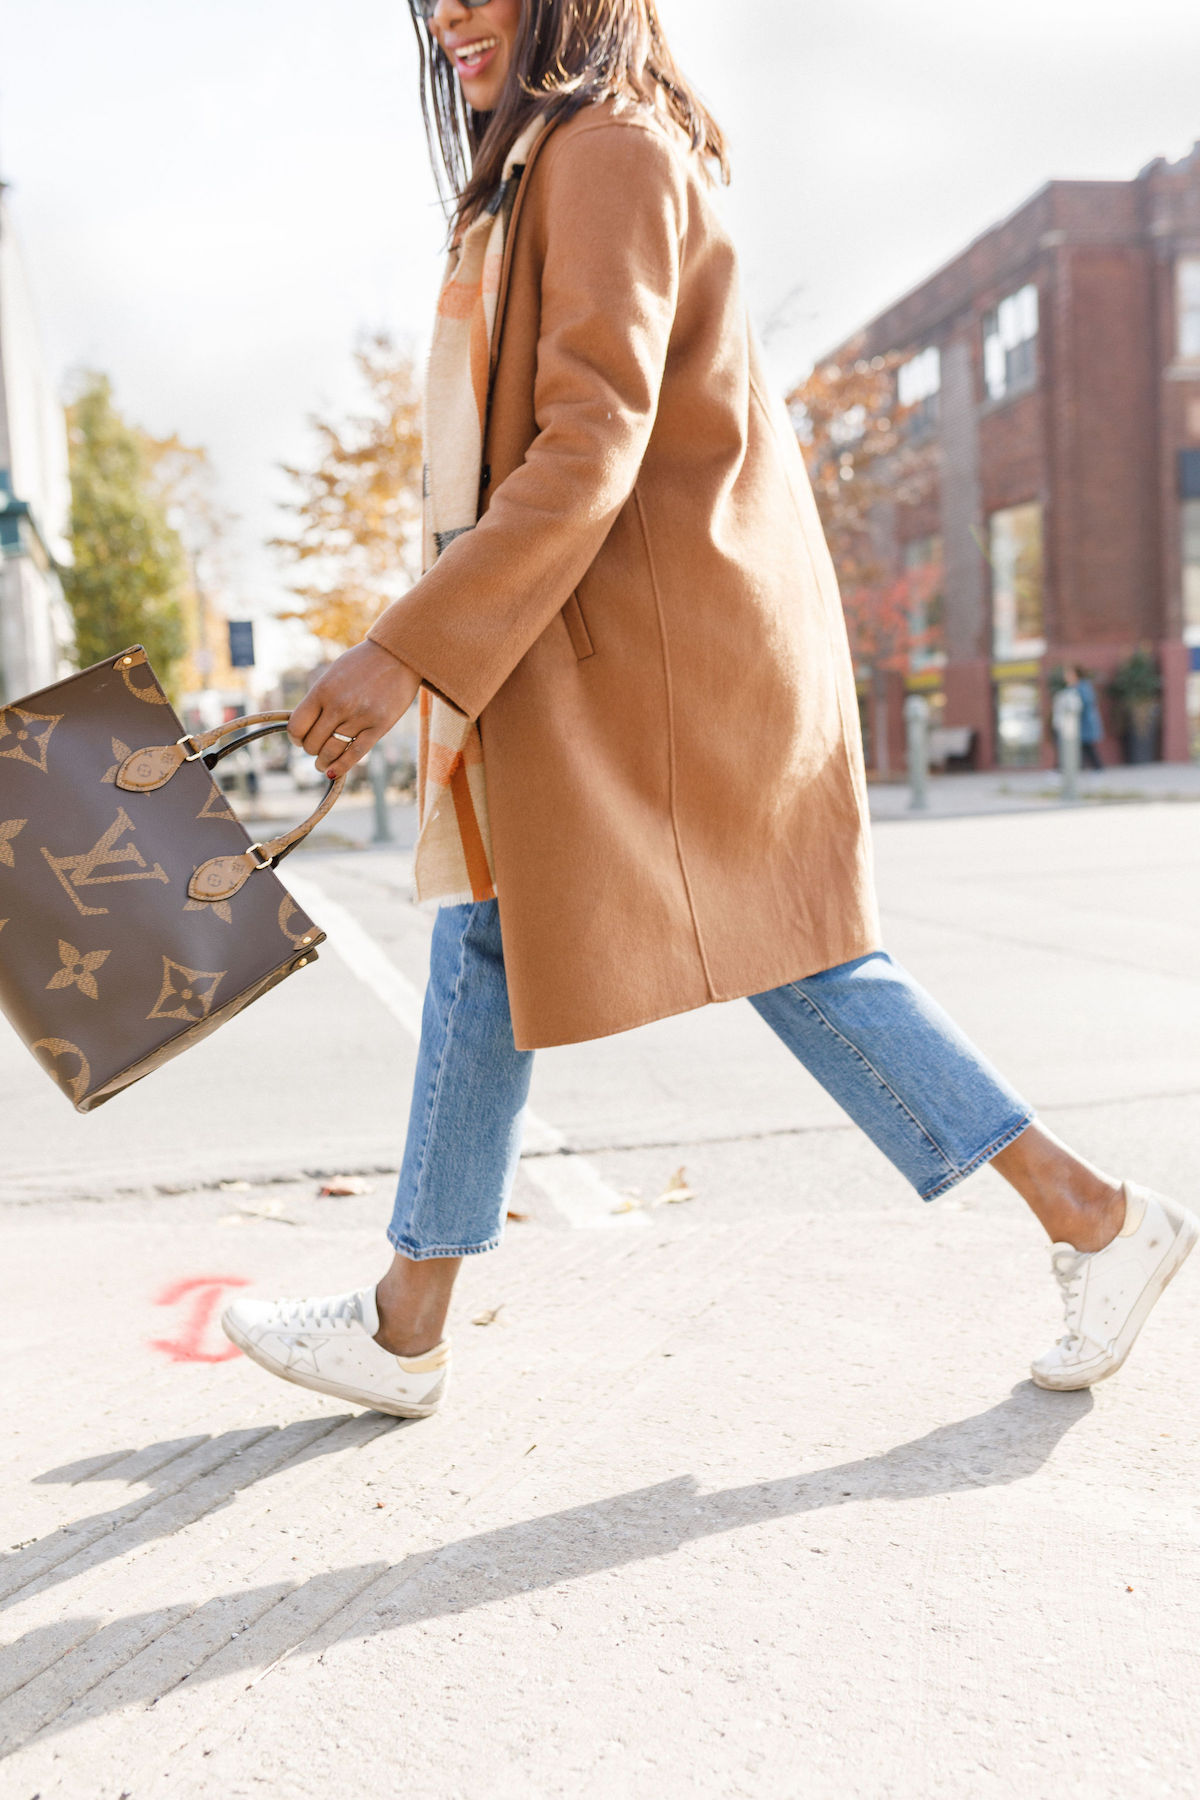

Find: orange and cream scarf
413;117;546;907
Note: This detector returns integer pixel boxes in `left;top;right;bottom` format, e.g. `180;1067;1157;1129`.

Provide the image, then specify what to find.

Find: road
1;791;1198;1797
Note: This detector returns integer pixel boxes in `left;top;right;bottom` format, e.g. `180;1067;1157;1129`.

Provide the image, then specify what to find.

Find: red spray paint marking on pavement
149;1275;251;1363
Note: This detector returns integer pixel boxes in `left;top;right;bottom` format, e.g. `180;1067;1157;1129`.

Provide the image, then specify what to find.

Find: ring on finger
330;730;357;744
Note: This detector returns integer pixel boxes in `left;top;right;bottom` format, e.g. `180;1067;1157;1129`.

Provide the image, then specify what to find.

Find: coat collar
485;115;563;384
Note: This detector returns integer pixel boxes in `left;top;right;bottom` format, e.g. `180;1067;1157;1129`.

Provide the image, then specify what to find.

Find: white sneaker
1031;1182;1198;1391
221;1286;450;1418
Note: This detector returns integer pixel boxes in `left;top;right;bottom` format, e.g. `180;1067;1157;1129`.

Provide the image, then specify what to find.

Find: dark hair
407;0;730;230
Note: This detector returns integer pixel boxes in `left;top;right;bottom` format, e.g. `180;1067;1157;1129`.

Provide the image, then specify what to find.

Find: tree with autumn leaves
61;375;241;703
61;374;189;685
271;331;940;683
273;335;424;649
786;350;942;675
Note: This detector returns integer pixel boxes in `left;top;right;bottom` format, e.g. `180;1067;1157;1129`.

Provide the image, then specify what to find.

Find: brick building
826;140;1200;770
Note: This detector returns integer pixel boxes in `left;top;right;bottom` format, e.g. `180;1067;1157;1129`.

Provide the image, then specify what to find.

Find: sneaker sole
220;1313;446;1419
1030;1208;1199;1391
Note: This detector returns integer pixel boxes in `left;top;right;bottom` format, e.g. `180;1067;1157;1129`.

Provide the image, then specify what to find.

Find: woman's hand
288;641;421;781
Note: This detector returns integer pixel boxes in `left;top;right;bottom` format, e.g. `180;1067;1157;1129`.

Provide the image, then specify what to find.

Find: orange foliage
787;349;940;671
273;334;424;649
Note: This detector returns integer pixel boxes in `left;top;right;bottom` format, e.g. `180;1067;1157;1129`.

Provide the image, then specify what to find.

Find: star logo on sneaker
282;1340;319;1374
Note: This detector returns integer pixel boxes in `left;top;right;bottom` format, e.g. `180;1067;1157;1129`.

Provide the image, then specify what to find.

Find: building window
990;501;1045;661
897;347;941;433
982;284;1039;402
995;679;1043;769
903;534;945;671
1183;498;1200;644
1179;259;1200;361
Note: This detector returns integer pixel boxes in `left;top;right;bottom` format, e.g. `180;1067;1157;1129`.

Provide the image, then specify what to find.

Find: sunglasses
412;0;492;17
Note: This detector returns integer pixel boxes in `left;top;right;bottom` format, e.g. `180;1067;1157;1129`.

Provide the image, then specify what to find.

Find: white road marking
521;1154;648;1231
286;872;645;1229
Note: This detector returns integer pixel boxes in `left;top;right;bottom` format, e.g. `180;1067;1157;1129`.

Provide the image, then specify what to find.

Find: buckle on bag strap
177;733;205;761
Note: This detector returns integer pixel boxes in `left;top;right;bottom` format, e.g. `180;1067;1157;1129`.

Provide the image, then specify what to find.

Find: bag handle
117;711;298;787
203;721;294;770
115;713;347;905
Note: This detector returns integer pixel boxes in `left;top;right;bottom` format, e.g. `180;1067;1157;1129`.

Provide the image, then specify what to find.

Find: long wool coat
369;101;881;1050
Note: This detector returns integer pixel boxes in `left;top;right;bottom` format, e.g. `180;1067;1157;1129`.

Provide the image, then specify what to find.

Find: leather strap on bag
115;714;347;904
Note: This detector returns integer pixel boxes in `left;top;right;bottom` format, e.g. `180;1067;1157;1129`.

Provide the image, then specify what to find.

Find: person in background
1072;666;1105;771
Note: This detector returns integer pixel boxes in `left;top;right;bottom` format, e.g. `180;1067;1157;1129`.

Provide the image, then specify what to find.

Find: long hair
407;0;730;230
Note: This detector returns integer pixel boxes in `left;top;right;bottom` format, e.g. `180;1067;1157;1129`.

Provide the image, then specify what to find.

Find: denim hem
919;1110;1035;1202
780;978;961;1183
386;1229;502;1261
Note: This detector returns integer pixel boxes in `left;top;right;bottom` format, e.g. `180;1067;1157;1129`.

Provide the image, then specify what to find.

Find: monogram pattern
197;787;237;824
32;1037;92;1104
0;649;326;1111
148;956;226;1023
101;738;133;784
185;896;233;924
0;706;61;774
46;939;111;1001
0;819;26;867
278;896;308;945
41;807;170;918
117;649;171;706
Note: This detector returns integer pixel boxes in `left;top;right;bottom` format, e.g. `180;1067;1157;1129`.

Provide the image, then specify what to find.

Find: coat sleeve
367;118;688;721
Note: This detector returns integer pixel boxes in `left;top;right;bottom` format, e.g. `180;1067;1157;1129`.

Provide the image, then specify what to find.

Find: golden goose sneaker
221;1286;449;1418
1031;1182;1198;1391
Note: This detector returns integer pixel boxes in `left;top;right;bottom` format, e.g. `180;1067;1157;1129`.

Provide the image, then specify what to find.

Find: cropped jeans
387;900;1034;1260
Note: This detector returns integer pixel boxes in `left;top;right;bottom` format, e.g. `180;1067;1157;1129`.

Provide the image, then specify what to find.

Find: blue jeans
388;901;1033;1259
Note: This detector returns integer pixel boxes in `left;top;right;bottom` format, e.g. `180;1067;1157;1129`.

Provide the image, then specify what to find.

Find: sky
4;0;1200;680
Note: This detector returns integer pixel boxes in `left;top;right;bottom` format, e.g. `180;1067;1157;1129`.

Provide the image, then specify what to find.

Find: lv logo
41;806;170;917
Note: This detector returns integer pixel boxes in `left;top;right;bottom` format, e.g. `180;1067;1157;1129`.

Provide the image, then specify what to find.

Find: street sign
228;620;255;668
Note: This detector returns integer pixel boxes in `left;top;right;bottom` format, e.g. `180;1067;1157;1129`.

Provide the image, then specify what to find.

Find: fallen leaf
231;1199;301;1226
610;1197;643;1215
506;1209;531;1223
655;1166;698;1205
472;1305;506;1327
319;1178;375;1197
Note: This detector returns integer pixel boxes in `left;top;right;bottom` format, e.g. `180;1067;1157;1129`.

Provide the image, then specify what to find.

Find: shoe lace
1050;1247;1087;1349
274;1291;361;1334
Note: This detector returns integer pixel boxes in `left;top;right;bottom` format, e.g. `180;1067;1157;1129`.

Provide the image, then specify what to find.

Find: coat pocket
560;590;595;660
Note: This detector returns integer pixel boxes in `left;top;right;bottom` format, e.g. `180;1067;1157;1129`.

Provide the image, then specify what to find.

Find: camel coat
369;101;881;1049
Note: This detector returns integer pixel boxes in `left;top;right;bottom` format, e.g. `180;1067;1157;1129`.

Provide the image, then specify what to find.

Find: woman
1074;666;1105;771
223;0;1193;1411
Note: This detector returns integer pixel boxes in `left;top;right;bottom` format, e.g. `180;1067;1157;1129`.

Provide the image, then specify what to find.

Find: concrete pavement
867;757;1200;819
2;796;1199;1796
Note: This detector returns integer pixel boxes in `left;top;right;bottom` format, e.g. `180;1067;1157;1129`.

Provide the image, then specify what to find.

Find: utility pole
905;693;930;813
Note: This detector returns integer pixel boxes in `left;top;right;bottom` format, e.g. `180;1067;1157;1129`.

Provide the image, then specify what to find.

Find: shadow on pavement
1;1411;404;1615
2;1382;1091;1754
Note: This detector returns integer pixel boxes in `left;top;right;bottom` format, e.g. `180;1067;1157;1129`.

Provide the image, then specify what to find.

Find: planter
1123;699;1161;765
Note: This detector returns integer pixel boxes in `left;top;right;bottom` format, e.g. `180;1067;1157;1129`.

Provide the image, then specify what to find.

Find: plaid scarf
413;117;546;907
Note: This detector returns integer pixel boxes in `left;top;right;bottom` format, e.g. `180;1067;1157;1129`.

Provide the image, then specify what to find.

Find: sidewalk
2;801;1199;1796
233;761;1200;843
868;758;1200;819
